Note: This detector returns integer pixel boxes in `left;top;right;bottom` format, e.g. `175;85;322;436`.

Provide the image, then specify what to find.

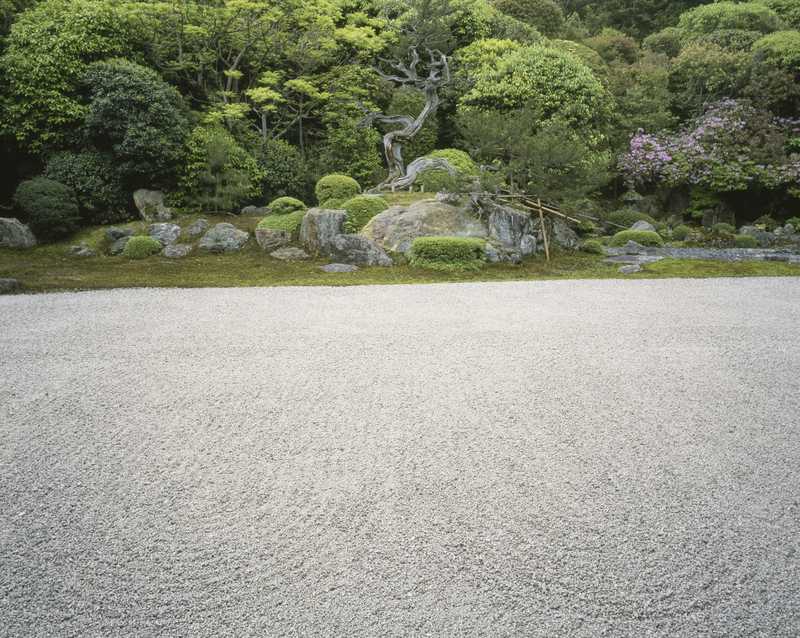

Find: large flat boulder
300;208;346;255
198;223;249;253
0;218;36;249
360;199;486;255
329;235;393;266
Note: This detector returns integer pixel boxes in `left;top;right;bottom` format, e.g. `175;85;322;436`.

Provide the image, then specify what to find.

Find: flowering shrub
620;99;800;193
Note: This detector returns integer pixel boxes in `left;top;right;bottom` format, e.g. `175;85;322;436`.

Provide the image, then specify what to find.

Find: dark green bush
122;235;162;259
315;174;360;205
256;138;307;201
580;239;605;254
13;177;81;240
786;216;800;229
575;219;597;235
610;229;664;246
409;236;486;271
753;214;779;230
266;196;306;216
418;149;478;193
604;208;657;230
734;234;759;248
256;210;306;237
672;224;692;240
44;151;128;224
712;222;737;235
342;195;388;233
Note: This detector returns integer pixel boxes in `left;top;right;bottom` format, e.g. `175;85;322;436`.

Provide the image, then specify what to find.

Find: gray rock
739;225;758;236
619;264;642;274
69;243;96;257
162;243;193;259
148;223;181;246
485;242;522;264
361;199;486;255
785;223;795;235
329;234;393;266
0;278;22;294
186;218;209;238
0;218;36;249
133;189;174;222
484;200;536;256
255;227;291;252
300;209;347;255
105;227;133;242
631;220;656;232
604;255;664;265
774;226;784;236
241;205;268;215
109;236;131;256
198;223;249;253
530;216;580;250
320;263;359;273
270;247;309;261
623;240;645;254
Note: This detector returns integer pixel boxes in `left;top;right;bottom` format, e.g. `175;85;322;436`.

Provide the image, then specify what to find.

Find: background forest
1;0;799;240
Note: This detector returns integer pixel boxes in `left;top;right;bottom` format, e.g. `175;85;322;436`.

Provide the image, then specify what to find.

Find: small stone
785;223;795;235
105;227;133;242
0;278;22;294
255;227;291;251
630;220;656;232
241;205;268;215
270;247;309;261
619;264;642;274
623;240;645;254
320;263;359;273
69;243;96;257
186;218;209;238
109;236;131;256
163;243;192;258
149;223;181;245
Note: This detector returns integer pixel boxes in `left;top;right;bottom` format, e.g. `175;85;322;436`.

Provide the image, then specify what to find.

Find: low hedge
266;196;306;216
315;174;360;205
409;236;486;271
343;195;388;233
580;239;605;254
610;229;664;247
122;235;162;259
256;209;306;236
734;234;758;248
604;208;657;229
13;177;81;241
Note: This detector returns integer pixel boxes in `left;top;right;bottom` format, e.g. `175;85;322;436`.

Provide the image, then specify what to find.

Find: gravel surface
2;279;800;637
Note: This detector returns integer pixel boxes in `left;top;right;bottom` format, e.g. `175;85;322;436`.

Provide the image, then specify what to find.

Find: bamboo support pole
537;198;550;262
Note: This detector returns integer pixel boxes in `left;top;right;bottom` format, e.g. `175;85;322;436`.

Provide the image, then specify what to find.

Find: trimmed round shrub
418;149;478;193
315;174;360;206
734;234;759;248
320;198;348;209
678;2;784;36
256;210;306;238
610;229;664;246
266;197;306;216
712;222;737;235
408;236;486;272
342;195;388;233
122;235;162;259
13;177;81;241
604;208;657;230
580;239;605;254
752;31;800;71
672;224;692;241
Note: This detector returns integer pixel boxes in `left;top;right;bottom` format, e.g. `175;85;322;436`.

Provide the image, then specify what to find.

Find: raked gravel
2;278;800;637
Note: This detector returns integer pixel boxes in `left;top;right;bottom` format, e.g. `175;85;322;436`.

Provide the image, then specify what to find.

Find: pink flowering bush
619;99;800;193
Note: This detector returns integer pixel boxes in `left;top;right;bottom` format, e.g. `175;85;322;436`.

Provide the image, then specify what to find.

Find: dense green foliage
315;174;361;205
266;197;306;216
13;178;81;240
734;233;759;247
2;0;800;240
122;235;162;259
256;210;306;236
580;239;605;254
610;229;664;246
342;195;388;232
409;236;487;271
